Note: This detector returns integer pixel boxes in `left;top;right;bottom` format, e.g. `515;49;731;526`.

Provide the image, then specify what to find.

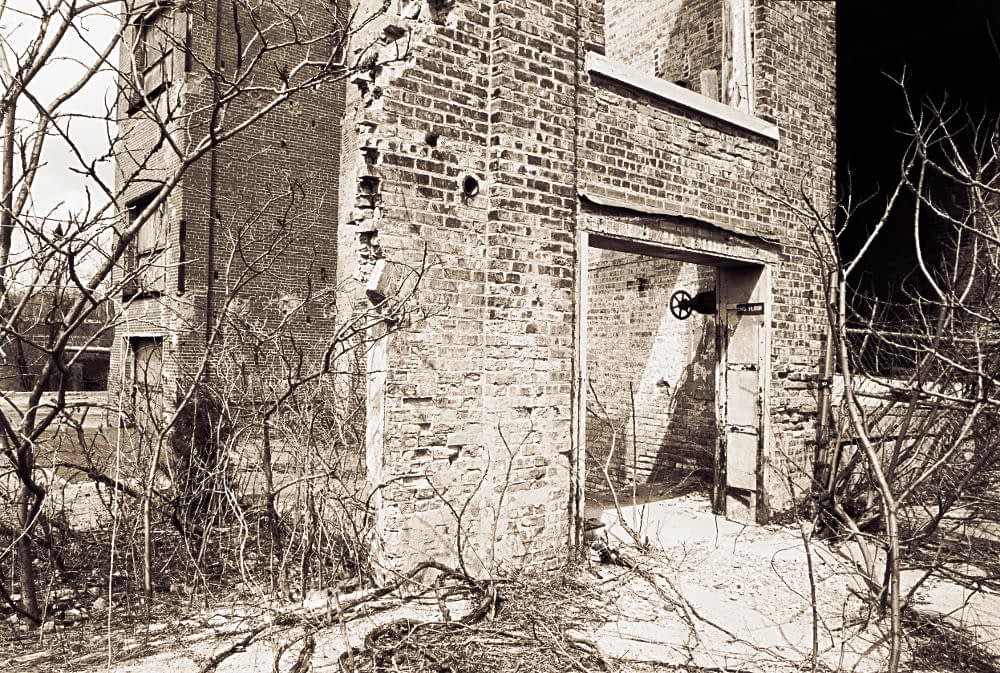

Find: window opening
129;1;174;111
124;192;168;299
603;0;753;112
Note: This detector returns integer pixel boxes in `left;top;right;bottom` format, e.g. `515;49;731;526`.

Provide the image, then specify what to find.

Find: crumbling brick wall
585;251;716;495
338;0;834;570
604;0;724;96
339;0;577;575
109;0;836;574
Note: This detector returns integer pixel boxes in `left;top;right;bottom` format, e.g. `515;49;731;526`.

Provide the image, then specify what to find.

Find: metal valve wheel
670;289;693;320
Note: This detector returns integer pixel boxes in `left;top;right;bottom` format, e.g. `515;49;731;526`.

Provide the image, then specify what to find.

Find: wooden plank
699;68;719;101
726;368;759;427
727;311;760;363
726;431;757;490
713;268;727;514
718;264;768;521
728;0;753;113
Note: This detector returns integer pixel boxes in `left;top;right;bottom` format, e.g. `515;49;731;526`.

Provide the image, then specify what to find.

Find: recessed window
129;2;174;112
604;0;753;111
124;193;168;299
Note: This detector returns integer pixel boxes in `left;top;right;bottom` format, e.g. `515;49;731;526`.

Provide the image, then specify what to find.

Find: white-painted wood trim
586;52;779;142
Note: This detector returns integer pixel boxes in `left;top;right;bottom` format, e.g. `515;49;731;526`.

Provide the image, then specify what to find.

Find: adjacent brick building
112;0;836;574
110;1;342;427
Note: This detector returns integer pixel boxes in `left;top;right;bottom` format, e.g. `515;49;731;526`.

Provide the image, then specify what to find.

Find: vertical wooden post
570;230;589;551
699;69;720;101
723;0;753;113
721;0;733;107
713;267;727;514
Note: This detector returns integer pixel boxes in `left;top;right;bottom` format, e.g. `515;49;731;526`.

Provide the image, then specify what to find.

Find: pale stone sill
585;52;780;143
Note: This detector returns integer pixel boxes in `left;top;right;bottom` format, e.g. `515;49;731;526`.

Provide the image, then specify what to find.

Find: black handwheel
670;289;693;320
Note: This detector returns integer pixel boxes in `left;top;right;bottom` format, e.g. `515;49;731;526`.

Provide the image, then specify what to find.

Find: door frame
571;229;773;548
714;264;772;524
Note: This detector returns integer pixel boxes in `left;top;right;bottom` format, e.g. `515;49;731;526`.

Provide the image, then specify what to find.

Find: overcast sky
3;0;120;222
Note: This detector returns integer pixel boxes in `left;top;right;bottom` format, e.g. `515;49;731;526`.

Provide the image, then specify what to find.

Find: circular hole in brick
462;175;480;198
425;132;439;147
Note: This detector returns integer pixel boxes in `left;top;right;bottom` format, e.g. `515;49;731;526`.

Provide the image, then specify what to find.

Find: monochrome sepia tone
2;1;1000;672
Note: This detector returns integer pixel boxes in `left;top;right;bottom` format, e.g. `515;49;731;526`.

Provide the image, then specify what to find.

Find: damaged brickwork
336;0;835;574
111;0;835;577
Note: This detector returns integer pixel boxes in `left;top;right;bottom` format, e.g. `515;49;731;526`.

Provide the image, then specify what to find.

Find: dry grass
904;609;1000;673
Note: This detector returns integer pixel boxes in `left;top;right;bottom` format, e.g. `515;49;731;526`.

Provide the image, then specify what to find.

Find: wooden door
715;266;768;523
131;337;163;435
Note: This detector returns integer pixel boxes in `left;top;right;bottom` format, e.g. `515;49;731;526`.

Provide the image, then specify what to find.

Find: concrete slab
588;493;889;672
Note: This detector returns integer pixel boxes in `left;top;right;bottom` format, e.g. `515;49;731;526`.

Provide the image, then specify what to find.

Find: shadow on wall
585;252;717;495
604;0;726;101
647;320;716;483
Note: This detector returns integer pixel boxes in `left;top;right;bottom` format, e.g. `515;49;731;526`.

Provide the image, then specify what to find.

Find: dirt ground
3;492;999;673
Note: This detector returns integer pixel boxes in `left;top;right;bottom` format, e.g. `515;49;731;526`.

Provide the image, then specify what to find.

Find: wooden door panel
725;367;759;427
716;265;766;523
726;431;757;490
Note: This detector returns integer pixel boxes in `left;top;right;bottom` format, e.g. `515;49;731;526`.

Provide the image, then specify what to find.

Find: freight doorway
574;233;770;541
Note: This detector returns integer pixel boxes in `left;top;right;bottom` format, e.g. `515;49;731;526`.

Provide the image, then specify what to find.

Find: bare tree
776;81;1000;672
0;0;417;627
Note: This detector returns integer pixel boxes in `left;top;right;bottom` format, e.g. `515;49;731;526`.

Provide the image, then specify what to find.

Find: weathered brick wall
752;1;836;499
341;0;835;569
604;0;674;70
604;0;723;95
585;251;715;494
108;0;837;573
111;2;343;423
340;0;576;575
580;0;836;510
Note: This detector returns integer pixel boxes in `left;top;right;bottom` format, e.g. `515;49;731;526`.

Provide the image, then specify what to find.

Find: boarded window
128;336;164;432
124;193;168;299
129;1;174;111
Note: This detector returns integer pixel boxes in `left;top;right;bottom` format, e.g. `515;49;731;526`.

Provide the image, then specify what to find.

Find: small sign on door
736;302;764;316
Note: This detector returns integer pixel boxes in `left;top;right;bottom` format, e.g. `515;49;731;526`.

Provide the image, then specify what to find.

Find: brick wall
605;0;723;96
111;1;343;417
334;0;836;571
340;0;577;575
585;250;715;494
580;0;836;510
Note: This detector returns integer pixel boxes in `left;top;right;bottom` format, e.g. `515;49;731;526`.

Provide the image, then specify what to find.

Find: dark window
75;350;111;391
129;2;173;112
124;193;168;299
41;350;111;392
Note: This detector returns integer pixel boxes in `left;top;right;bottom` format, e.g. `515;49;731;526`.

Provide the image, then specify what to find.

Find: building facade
110;1;343;427
112;0;835;574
